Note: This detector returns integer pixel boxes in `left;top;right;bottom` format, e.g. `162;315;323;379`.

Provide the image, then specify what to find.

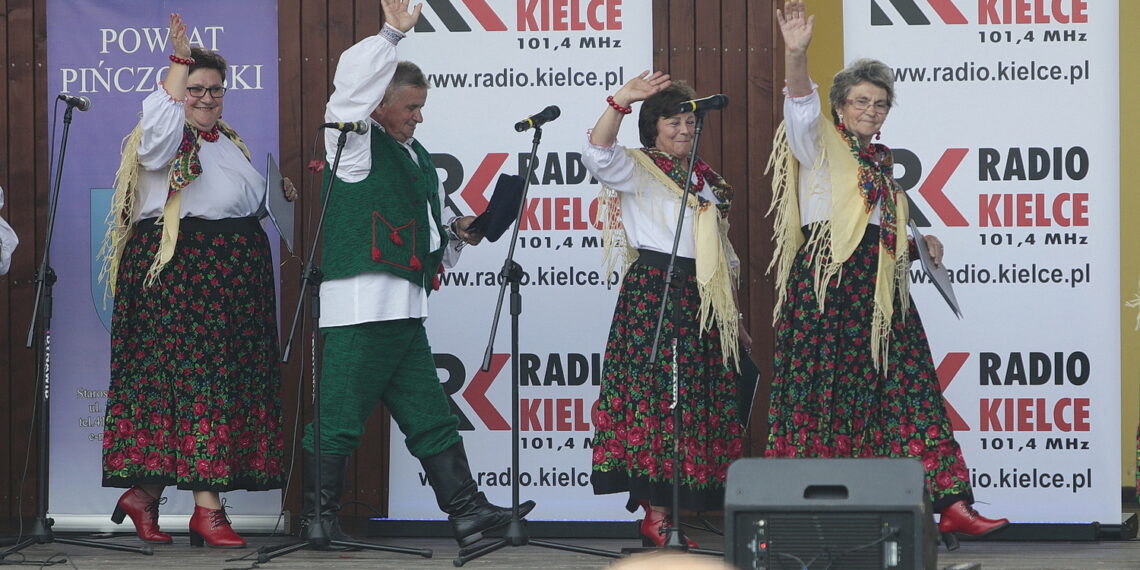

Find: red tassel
437;264;445;275
432;275;441;291
409;255;422;271
371;246;381;261
390;231;403;246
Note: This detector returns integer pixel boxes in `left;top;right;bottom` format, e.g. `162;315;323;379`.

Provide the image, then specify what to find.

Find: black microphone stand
252;129;431;563
454;125;622;566
1;104;152;559
632;109;721;557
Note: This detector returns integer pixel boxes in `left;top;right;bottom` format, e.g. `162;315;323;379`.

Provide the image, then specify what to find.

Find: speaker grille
735;512;900;569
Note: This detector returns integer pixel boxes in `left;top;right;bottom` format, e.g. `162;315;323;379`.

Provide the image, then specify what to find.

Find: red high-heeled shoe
638;501;697;548
938;500;1008;550
188;503;246;548
110;487;172;544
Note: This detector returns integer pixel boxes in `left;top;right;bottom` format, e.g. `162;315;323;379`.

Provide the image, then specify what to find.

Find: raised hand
169;13;191;59
382;0;423;34
612;71;672;108
924;235;945;267
777;0;814;54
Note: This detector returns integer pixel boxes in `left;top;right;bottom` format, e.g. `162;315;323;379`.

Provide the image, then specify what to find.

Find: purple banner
46;0;280;526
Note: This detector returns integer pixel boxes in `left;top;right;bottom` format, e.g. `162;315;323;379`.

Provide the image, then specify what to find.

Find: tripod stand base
1;516;154;558
453;518;622;566
254;537;432;563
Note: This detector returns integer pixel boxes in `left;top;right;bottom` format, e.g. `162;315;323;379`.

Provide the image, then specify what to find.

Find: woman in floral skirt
765;0;1007;549
99;13;286;548
583;71;749;548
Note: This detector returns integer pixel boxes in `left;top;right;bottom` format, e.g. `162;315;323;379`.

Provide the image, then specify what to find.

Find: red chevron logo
937;351;971;431
918;148;970;227
463;353;510;430
459;153;509;213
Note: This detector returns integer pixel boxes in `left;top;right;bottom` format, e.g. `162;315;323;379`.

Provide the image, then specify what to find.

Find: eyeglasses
187;86;227;99
846;97;890;113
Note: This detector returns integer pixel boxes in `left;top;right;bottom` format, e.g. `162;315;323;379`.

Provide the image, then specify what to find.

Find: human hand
282;177;298;202
776;1;814;54
382;0;423;34
611;70;671;108
169;13;191;59
738;324;753;356
453;216;483;246
924;235;945;267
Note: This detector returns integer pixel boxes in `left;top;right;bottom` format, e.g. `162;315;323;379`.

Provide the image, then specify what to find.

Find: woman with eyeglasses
765;1;1007;550
98;13;288;548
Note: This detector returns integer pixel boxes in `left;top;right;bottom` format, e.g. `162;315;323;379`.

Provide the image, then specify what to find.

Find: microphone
677;94;728;114
514;105;561;132
319;120;369;135
57;93;92;112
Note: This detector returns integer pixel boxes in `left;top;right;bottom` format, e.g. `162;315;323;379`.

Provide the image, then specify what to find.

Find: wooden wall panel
2;0;783;521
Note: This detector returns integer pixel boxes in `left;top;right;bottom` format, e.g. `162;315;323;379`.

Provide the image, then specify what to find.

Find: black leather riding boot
419;440;537;547
299;450;355;547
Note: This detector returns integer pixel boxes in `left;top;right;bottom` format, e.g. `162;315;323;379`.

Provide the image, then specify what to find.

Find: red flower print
605;439;626;460
127;446;145;465
592;446;606;464
907;438;925;456
935;470;953;489
628;426;647;446
145;452;162;470
107;452;126;471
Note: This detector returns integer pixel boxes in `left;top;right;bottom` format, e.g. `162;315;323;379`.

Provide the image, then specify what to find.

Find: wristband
606;95;632;115
169;54;195;66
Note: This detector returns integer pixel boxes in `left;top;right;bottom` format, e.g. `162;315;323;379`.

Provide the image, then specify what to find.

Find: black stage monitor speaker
725;458;937;570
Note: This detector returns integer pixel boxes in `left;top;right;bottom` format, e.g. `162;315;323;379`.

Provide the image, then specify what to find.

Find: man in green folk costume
298;0;535;548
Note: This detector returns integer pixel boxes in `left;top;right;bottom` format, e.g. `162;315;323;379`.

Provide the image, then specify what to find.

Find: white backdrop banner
387;1;652;521
47;0;282;528
844;0;1120;523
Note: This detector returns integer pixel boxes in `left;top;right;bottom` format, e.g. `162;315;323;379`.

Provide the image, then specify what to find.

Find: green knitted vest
320;127;446;291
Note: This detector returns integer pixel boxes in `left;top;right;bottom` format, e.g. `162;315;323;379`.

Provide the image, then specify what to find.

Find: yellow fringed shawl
598;148;741;369
766;115;910;370
98;119;249;297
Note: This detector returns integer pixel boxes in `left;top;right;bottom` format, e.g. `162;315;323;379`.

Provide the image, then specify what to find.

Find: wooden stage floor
1;515;1138;569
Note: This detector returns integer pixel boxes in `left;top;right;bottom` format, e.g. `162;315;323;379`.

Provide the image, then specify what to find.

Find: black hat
467;173;524;242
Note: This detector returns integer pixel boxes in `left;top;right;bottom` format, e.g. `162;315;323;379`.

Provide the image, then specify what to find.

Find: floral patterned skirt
590;257;744;512
765;225;972;511
102;217;284;492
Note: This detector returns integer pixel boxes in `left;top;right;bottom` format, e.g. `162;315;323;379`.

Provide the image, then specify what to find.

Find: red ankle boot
189;503;246;548
938;500;1008;550
638;501;697;548
110;487;172;544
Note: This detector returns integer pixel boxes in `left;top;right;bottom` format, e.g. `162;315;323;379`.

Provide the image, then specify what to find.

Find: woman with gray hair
765;1;1006;550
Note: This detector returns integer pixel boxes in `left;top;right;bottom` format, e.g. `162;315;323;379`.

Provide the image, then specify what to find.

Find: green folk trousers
302;318;461;458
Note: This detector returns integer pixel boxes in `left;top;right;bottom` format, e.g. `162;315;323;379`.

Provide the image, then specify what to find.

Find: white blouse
581;137;721;259
133;90;265;221
784;86;880;226
319;25;463;327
